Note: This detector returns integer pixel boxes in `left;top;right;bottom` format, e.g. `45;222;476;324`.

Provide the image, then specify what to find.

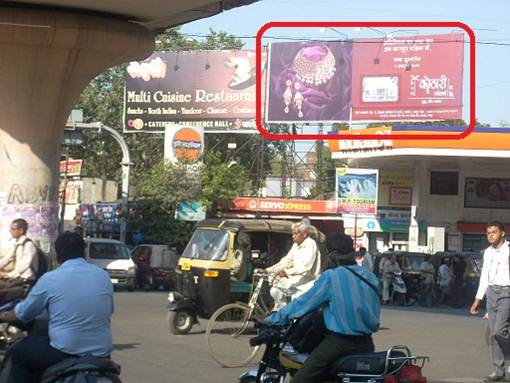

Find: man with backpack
0;219;39;289
264;232;380;383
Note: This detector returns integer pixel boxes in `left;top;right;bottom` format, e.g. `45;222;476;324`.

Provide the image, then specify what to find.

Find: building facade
329;126;510;253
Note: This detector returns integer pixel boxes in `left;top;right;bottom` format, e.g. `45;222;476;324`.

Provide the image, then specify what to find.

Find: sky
181;0;510;129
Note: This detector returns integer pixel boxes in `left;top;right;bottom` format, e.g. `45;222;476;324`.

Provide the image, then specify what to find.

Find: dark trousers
0;335;76;383
292;331;375;383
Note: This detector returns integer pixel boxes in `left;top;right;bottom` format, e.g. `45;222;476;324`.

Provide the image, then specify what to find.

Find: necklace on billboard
283;44;336;118
292;44;336;86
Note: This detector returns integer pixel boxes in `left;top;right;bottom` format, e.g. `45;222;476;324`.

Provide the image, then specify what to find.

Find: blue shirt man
265;232;380;383
0;231;113;383
265;265;380;336
15;257;113;356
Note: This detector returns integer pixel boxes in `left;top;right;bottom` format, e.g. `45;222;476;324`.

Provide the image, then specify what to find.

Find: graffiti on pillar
7;184;58;205
0;196;58;257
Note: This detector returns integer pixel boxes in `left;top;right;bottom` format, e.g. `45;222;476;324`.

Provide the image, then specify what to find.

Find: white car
85;238;136;291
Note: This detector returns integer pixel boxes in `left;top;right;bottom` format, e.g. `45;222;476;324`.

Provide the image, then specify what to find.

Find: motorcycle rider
382;254;401;304
0;231;114;383
264;232;380;383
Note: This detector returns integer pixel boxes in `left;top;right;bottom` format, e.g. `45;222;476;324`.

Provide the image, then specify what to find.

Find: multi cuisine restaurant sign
124;50;261;133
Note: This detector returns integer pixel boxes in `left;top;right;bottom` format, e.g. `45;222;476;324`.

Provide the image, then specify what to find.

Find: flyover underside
0;7;154;256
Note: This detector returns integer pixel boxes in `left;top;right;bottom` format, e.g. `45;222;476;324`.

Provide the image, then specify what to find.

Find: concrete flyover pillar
0;7;154;256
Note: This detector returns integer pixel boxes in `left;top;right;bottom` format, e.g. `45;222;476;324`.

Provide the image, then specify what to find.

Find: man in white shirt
359;247;374;272
470;221;510;382
419;255;435;307
266;222;321;310
437;258;452;305
0;219;38;288
382;254;401;304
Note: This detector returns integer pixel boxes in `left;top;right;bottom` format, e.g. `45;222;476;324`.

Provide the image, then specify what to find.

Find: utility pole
255;137;265;195
316;123;324;199
281;139;287;198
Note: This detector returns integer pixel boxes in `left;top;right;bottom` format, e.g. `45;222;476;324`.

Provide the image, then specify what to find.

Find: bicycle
206;270;275;368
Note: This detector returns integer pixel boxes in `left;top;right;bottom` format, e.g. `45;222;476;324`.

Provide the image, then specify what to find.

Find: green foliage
200;151;250;214
72;28;255;240
130;159;193;243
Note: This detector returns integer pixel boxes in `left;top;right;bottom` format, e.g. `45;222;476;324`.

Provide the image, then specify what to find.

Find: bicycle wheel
206;303;262;368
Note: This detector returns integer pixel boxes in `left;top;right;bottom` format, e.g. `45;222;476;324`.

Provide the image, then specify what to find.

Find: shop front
226;197;343;235
329;126;510;253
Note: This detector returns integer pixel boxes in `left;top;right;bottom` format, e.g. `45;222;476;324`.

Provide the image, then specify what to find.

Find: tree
200;151;250;215
129;159;194;243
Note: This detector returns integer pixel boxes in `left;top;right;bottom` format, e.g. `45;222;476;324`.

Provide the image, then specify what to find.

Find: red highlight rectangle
255;21;476;140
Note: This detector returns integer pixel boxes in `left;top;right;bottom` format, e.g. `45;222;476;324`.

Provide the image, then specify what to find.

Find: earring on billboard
293;82;304;118
283;79;292;113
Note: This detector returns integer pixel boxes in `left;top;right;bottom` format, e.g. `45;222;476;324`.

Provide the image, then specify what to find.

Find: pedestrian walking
450;254;466;308
470;221;510;382
419;255;435;307
437;258;452;305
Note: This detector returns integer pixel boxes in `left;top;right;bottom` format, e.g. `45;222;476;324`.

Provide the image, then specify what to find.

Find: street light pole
64;122;131;243
59;145;70;234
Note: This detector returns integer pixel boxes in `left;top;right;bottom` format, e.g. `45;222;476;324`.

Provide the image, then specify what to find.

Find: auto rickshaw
166;219;325;334
395;251;433;305
433;250;483;307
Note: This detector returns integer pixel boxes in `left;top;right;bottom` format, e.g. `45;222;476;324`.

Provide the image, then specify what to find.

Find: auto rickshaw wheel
168;310;194;335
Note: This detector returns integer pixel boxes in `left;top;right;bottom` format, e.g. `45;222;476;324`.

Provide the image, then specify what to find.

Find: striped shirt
265;265;380;336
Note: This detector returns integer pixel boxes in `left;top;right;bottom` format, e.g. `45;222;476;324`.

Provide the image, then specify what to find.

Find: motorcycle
390;271;408;306
239;321;429;383
0;285;32;346
0;289;122;382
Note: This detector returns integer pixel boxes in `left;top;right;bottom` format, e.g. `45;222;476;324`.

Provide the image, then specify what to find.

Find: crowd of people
1;216;509;383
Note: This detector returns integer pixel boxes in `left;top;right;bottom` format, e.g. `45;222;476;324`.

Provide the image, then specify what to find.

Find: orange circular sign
172;128;203;161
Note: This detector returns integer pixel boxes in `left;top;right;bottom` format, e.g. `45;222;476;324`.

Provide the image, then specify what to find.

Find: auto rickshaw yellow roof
195;219;294;234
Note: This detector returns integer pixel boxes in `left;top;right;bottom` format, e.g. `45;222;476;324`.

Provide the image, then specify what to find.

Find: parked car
131;245;179;290
85;238;136;291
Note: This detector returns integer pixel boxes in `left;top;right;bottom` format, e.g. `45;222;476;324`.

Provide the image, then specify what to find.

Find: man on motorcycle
0;218;38;289
265;222;321;310
264;232;380;383
382;254;401;304
0;231;114;383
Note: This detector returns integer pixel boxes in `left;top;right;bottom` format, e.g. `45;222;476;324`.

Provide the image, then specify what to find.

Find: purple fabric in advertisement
266;40;352;122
